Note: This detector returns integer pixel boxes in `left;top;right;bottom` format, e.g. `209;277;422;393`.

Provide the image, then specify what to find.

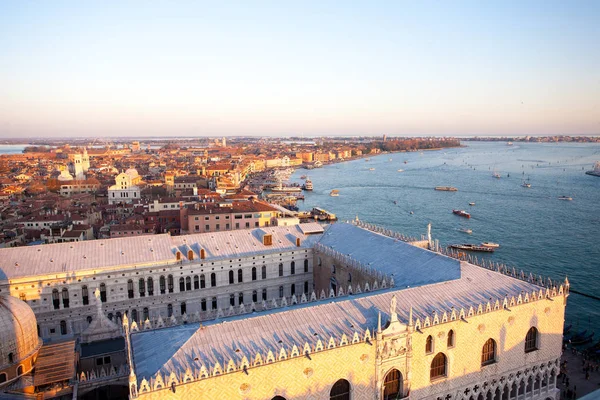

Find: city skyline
1;1;599;138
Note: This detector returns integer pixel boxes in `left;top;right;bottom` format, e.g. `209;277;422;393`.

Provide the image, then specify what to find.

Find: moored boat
448;244;495;252
435;186;458;191
452;209;470;218
585;161;600;177
459;228;473;234
330;189;339;197
481;242;500;248
302;178;313;191
469;202;475;206
558;196;573;201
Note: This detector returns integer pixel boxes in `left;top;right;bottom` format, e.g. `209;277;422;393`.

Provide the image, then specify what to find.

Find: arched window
167;304;173;317
262;288;267;301
52;289;60;309
17;365;23;375
87;316;93;324
481;338;497;366
139;278;146;297
330;379;351;400
168;275;174;293
252;290;258;303
143;307;149;321
229;270;234;284
100;283;107;302
147;277;154;296
383;369;403;400
238;269;243;283
211;297;217;310
179;277;185;292
194;275;199;290
304;259;309;273
279;263;284;277
425;335;433;353
252;267;257;281
159;276;166;294
108;313;113;321
116;312;122;322
188;250;194;260
127;279;134;298
318;257;322;266
185;276;192;291
430;353;447;380
332;265;336;274
272;397;287;400
0;373;6;383
261;266;267;279
176;251;181;261
131;309;138;322
290;261;295;275
200;274;206;288
525;327;538;352
62;288;69;308
60;320;67;335
181;302;187;315
201;298;207;311
291;284;296;296
279;286;284;298
230;294;235;306
447;330;455;347
8;353;13;363
82;285;89;305
304;281;309;294
238;292;243;305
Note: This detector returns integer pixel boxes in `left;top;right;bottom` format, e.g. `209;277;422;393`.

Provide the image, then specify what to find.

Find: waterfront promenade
559;347;600;399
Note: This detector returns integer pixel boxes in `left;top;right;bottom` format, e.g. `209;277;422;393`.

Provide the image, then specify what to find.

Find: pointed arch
383;368;403;399
430;353;446;379
330;379;351;400
481;338;497;366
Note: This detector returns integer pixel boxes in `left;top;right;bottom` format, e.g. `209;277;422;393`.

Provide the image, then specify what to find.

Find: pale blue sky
1;1;599;137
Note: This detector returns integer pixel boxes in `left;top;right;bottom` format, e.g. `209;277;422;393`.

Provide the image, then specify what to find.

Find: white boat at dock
481;242;500;248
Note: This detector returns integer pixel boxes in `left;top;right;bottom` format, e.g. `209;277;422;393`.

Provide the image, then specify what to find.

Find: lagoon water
291;141;600;336
0;144;27;154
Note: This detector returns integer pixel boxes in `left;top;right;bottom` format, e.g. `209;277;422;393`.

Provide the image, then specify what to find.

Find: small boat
302;178;313;191
571;332;595;346
300;175;307;179
448;244;495;252
435;186;458;192
521;182;531;188
469;202;475;206
493;172;501;179
558;196;573;201
330;190;339;197
397;169;404;172
393;200;398;205
585;161;600;177
404;160;408;164
564;324;572;334
369;168;375;171
452;209;470;218
459;228;473;234
481;242;500;248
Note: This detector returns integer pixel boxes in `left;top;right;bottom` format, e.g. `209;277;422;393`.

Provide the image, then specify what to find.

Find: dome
125;168;139;177
0;296;41;368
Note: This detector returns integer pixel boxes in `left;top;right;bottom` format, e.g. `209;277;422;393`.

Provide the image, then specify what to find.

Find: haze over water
292;141;600;335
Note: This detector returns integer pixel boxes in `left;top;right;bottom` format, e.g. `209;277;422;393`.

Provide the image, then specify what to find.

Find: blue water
291;141;600;336
0;144;27;154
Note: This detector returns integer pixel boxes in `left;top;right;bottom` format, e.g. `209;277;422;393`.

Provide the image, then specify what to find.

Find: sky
0;1;599;138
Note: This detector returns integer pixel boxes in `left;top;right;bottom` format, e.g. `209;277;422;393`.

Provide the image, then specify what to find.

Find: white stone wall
3;248;314;340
